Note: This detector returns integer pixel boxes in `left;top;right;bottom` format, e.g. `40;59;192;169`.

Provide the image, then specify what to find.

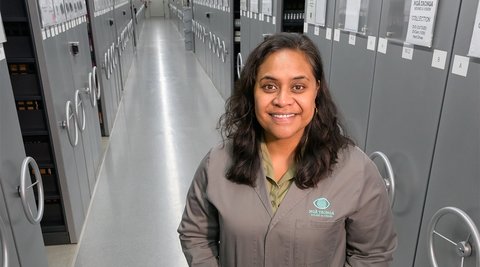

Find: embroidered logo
309;197;335;218
313;198;330;210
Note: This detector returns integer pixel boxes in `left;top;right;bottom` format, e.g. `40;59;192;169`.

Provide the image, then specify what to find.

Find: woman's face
254;49;318;144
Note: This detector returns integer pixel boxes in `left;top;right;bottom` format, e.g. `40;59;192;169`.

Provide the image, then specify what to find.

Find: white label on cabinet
431;49;447;70
468;1;480;58
0;44;5;61
349;33;356;45
304;23;308;33
306;0;316;24
367;36;376;51
42;29;47;40
46;28;51;38
452;55;470;77
345;0;361;32
272;16;276;25
314;26;320;36
334;29;340;42
315;0;327;26
262;0;273;16
402;44;414;60
378;38;388;54
326;28;332;40
405;0;439;47
266;16;270;23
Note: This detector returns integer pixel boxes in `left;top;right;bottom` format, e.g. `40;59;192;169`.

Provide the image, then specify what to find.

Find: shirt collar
260;138;296;182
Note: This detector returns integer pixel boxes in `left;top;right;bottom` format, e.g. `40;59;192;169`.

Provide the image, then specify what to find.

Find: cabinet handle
61;100;79;147
216;36;221;58
428;207;480;267
93;66;101;100
0;218;8;267
87;72;96;107
75;89;86;132
209;32;213;50
107;48;113;77
236;52;243;79
369;151;395;207
111;44;117;69
103;51;111;80
19;157;45;224
221;40;227;63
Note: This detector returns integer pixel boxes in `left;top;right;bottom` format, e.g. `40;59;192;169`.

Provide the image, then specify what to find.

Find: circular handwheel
428;207;480;267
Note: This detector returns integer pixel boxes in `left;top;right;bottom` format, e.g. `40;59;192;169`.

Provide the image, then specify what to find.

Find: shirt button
271;201;275;206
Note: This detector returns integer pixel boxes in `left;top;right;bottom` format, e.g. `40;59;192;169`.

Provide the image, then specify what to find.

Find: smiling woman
178;33;397;267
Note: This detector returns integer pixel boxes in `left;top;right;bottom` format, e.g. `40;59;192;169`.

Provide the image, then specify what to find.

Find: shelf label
334;29;340;42
367;36;376;51
314;26;320;36
452;55;470;77
349;33;356;45
378;38;388;54
431;49;447;70
326;27;332;40
402;44;414;60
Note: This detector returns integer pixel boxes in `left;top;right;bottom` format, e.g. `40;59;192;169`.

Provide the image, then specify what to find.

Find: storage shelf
6;58;36;63
22;131;49;137
15;96;43;101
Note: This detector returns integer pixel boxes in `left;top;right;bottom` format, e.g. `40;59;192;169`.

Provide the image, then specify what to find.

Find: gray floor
69;17;225;267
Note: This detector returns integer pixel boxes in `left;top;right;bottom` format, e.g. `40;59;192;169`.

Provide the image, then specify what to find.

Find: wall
150;0;167;17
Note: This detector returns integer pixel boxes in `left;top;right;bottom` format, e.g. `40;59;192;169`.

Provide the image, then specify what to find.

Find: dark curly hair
218;32;353;189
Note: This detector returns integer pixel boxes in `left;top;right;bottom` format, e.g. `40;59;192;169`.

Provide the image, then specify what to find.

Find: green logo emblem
313;198;330;210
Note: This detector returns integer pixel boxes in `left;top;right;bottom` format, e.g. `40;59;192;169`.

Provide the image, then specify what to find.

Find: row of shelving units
178;0;480;265
0;0;147;265
302;0;480;266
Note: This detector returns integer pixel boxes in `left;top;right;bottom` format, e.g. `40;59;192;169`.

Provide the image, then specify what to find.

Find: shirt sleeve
178;151;220;267
345;156;398;267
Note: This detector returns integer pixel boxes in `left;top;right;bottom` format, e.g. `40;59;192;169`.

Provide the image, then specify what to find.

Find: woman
178;33;397;267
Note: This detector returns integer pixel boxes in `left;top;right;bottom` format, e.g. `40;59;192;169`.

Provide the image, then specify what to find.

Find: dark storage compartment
39;167;60;196
17;110;48;133
11;74;41;96
42;198;70;245
3;36;35;58
0;0;27;20
24;136;54;164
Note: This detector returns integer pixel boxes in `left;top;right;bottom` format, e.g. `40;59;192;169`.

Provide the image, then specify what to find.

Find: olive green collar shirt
260;141;296;214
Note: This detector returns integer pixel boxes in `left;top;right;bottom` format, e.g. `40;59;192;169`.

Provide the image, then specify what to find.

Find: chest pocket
294;218;345;266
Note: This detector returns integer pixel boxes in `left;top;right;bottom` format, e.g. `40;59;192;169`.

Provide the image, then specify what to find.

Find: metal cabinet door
0;45;41;267
328;0;382;150
65;16;98;195
365;0;462;266
303;0;336;84
1;23;48;262
93;8;118;136
413;1;480;266
32;20;89;244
